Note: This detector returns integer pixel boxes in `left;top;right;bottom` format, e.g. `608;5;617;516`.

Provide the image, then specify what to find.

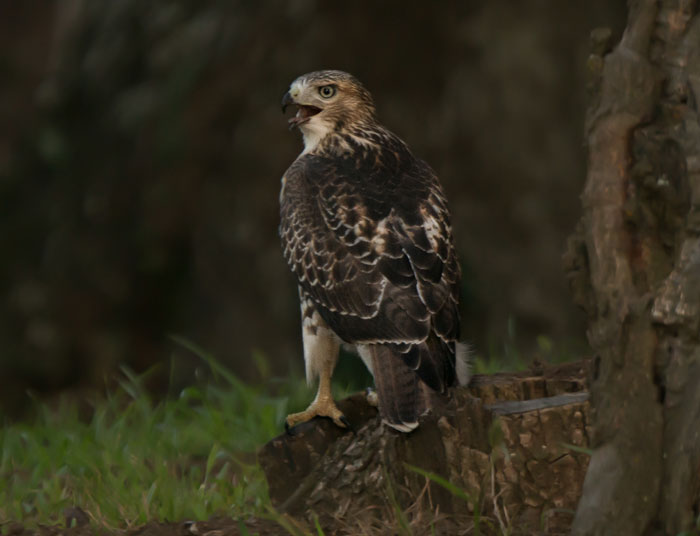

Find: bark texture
259;362;590;535
564;1;700;533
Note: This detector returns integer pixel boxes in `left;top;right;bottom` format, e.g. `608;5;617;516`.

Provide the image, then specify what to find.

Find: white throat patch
288;79;334;155
300;117;333;154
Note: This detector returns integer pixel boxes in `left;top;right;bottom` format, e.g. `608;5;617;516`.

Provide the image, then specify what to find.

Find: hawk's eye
319;85;336;99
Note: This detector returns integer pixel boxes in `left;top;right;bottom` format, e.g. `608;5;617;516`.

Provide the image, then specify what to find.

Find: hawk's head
282;70;376;151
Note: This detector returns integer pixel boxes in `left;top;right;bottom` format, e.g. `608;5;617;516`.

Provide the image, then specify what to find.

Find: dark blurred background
0;0;626;414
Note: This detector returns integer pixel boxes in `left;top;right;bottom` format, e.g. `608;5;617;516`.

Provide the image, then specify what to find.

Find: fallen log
258;360;590;534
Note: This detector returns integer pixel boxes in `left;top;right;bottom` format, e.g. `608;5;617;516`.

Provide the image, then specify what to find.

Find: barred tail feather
369;345;426;433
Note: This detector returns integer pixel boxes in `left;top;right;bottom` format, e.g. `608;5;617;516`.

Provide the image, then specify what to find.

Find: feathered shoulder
279;127;461;390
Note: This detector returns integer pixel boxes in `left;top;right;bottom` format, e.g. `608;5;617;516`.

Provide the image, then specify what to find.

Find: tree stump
259;361;590;534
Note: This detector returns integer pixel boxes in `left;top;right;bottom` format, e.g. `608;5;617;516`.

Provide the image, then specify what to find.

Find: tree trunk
259;362;590;534
563;1;700;533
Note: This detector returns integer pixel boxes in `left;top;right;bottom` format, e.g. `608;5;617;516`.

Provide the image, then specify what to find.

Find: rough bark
563;1;700;533
259;362;590;534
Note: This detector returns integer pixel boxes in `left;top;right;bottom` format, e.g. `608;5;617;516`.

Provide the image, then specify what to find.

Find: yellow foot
285;398;349;431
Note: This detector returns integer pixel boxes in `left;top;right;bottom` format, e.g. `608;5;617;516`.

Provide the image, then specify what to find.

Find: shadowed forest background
0;1;626;414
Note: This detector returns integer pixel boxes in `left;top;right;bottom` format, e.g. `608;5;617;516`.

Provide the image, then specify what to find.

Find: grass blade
404;464;472;503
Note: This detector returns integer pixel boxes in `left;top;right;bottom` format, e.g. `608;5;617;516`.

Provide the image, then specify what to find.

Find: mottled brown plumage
279;70;462;432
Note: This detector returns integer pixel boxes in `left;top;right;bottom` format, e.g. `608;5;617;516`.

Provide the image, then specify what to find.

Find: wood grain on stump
258;361;590;534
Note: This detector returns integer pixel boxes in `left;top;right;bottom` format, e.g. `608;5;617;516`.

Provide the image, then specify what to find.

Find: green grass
0;331;578;533
0;338;350;530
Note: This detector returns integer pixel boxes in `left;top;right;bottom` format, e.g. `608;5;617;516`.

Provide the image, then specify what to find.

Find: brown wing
279;133;460;392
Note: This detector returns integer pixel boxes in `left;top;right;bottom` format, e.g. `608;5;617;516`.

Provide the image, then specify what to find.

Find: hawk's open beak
282;91;321;130
281;91;294;113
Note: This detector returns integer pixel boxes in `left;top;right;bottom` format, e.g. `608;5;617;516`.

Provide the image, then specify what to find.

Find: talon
284;420;296;436
285;398;350;432
339;415;355;435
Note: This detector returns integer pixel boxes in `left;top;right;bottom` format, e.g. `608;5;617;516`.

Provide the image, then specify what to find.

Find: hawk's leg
285;298;348;430
365;387;379;408
285;360;348;429
357;346;378;407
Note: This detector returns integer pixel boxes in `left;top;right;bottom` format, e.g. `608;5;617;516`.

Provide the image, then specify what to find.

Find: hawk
279;70;467;433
